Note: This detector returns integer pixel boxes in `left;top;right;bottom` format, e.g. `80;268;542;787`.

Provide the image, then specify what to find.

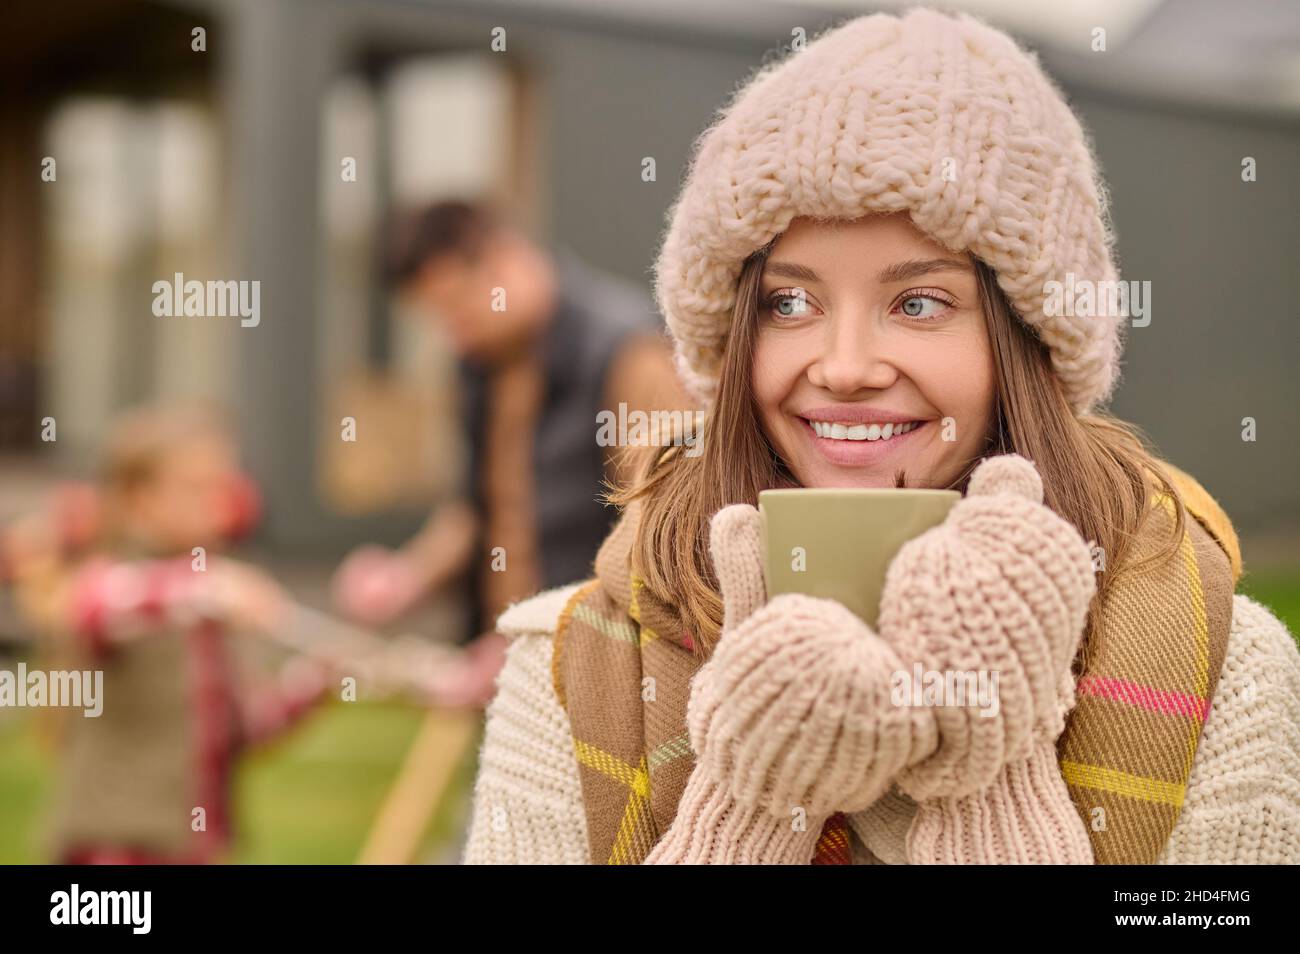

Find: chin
802;465;909;490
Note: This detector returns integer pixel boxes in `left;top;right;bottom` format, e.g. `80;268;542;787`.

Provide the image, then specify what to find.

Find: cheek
918;334;996;439
751;333;802;435
752;331;805;409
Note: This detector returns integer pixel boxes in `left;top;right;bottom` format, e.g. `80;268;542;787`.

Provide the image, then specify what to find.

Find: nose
806;310;899;395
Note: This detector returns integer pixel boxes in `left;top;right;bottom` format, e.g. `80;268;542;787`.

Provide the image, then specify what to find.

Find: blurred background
1;0;1297;864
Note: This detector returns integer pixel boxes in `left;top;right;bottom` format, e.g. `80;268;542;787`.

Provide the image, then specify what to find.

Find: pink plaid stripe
1076;674;1209;722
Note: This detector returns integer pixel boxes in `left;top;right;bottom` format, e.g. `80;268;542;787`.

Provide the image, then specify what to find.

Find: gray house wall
215;0;1298;548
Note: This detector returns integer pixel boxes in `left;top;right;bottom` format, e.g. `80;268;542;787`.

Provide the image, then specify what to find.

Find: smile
806;419;921;442
797;414;929;467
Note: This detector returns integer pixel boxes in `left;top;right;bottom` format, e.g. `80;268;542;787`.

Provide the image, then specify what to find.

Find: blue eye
898;294;952;320
769;292;810;319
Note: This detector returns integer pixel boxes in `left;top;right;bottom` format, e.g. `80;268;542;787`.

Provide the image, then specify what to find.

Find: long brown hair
608;242;1185;661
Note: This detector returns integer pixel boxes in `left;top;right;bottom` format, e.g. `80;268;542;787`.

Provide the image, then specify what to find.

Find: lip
798;405;926;426
797;415;929;467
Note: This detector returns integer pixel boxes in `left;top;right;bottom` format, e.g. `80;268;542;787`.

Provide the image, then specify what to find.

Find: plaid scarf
1058;462;1239;863
553;462;1239;865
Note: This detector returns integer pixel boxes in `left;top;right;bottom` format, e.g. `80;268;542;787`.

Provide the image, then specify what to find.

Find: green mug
759;488;961;627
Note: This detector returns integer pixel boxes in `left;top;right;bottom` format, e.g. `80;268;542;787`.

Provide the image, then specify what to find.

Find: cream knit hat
653;7;1124;414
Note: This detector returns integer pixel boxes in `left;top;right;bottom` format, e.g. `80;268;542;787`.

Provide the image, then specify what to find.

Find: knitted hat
653;7;1124;414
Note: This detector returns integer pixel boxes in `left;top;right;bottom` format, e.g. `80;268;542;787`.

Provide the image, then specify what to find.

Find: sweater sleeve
462;589;591;864
1160;594;1300;864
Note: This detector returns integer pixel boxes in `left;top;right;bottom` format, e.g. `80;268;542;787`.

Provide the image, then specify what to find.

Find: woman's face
753;213;995;489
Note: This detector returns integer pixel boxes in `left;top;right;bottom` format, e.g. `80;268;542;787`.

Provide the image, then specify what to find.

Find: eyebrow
762;257;970;286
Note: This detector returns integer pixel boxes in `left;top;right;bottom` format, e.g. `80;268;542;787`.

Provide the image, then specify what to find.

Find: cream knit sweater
462;584;1300;865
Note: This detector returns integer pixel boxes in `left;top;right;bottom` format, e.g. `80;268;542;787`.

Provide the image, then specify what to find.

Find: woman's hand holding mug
648;453;1097;864
646;499;923;863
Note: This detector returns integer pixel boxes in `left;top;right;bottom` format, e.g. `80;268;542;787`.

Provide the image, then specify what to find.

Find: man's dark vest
457;249;663;639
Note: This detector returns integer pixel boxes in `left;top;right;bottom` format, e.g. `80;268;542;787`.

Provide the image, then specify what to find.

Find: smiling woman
618;211;1178;660
462;7;1300;867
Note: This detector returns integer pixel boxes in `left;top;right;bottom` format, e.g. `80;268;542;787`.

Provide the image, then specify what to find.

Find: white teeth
809;420;919;442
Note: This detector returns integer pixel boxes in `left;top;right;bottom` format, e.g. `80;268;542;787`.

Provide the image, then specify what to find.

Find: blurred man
333;200;693;705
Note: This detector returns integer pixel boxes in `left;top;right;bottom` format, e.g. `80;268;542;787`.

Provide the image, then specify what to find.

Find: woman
462;8;1300;864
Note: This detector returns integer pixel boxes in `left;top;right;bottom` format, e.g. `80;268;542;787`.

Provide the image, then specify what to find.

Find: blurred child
44;406;328;865
1;481;102;638
1;481;108;752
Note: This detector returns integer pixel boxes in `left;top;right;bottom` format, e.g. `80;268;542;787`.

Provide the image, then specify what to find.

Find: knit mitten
645;505;928;864
649;454;1096;864
878;454;1095;791
876;454;1096;862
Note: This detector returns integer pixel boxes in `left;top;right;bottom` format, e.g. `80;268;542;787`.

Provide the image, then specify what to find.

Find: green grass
0;691;480;865
4;568;1296;866
0;711;52;864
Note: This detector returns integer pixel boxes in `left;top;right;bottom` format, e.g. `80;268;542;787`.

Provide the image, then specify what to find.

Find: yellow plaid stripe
572;738;654;864
608;756;654;864
1061;760;1185;808
552;579;603;709
648;732;692;772
1160;461;1242;582
571;603;639;646
629;576;661;645
574;738;648;793
1155;493;1210;785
